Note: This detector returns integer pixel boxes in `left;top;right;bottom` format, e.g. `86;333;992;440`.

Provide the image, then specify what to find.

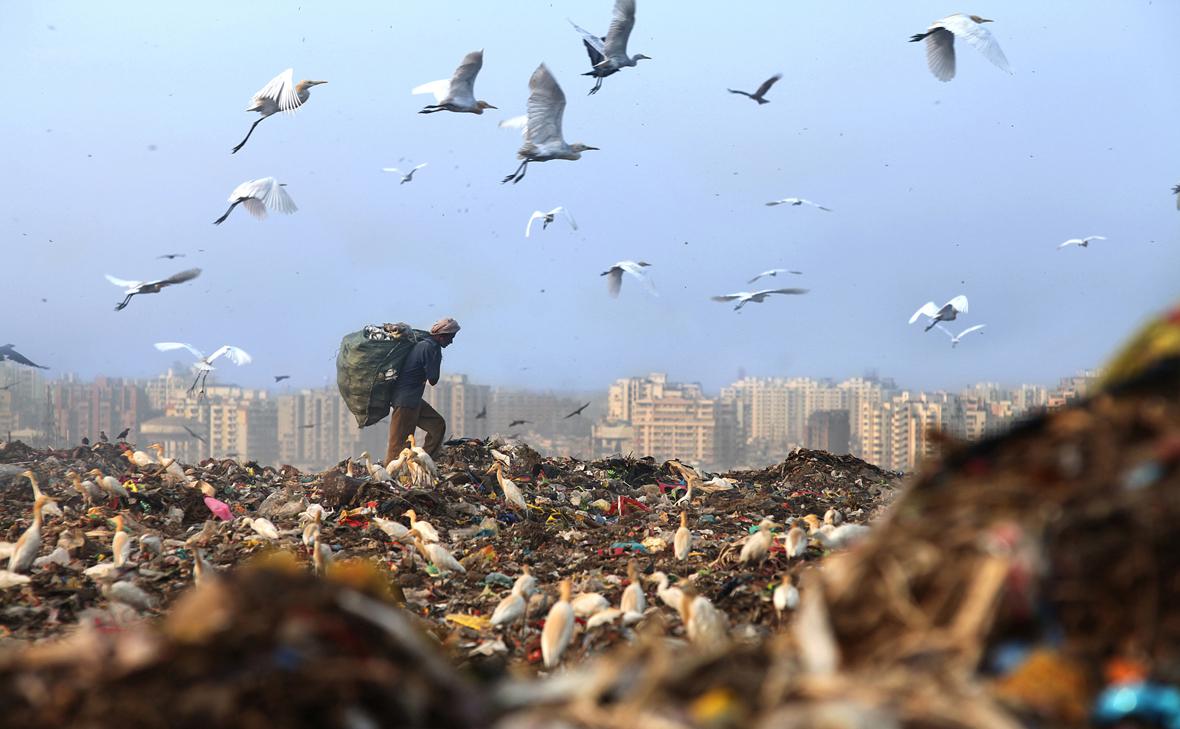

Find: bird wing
447;50;483;102
753;73;782;98
411;79;450;102
412;163;428;172
261;179;297;215
958;324;987;339
208;345;252;366
909;302;939;323
525;211;544;237
569;20;607;55
383;168;402;175
1057;239;1080;249
498;115;528;135
602;0;637;59
762;288;809;297
606;268;623;297
242;198;268;219
941;15;1010;73
802;199;832;211
525;64;566;146
946;295;968;314
933;323;956;340
1084;236;1107;243
711;294;743;302
159;268;202;286
104;275;142;290
254;68;303;112
558;206;578;230
0;347;46;369
923;28;956;81
154;342;204;360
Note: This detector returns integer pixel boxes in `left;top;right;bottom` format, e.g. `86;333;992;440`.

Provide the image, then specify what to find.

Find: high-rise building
48;376;149;446
166;385;277;462
425;374;491;440
807;410;851;453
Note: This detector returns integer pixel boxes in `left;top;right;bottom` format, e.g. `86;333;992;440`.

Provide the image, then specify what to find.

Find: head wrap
430;317;461;336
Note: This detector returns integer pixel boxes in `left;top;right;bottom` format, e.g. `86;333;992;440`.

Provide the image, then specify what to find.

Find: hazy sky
4;1;1179;394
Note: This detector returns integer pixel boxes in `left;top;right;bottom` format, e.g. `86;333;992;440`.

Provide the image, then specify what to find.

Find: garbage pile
1;355;1178;728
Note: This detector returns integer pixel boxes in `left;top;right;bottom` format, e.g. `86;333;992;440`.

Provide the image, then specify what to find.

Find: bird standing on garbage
414;50;496;114
514;565;538;597
22;471;61;517
541;580;575;668
232;69;326;153
414;533;466;574
569;0;650;95
647;571;684;611
678;585;728;649
740;517;781;565
359;451;393;483
784;526;808;559
8;496;52;573
502;64;598;183
773;574;799;618
491;462;527;511
910;14;1010;82
620;560;646;614
67;470;104;504
404;509;440;543
674;511;692;560
88;468;129;502
111;514;131;567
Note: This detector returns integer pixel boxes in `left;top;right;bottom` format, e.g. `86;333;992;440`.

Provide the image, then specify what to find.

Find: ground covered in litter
2;359;1179;729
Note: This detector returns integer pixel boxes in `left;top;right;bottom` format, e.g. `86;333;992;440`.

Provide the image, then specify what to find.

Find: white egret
212;177;297;225
152;342;252;396
784;526;808;558
490;587;527;629
111;514;131;567
813;523;871;551
647;571;684;611
679;587;729;649
403;509;440;543
728;74;781;104
619;561;646;614
502;64;598;184
359;451;393;483
1058;235;1107;250
382;163;428;184
525;207;577;237
910;14;1010;82
414;50;496;114
8;496;52;573
773;574;800;616
748;268;802;284
739;518;781;565
513;565;538;597
569;0;650;95
909;295;968;332
232;69;326;153
766;197;831;211
673;511;692;561
541;580;575;668
22;471;61;517
711;288;809;311
936;323;987;347
491;463;526;511
571;591;611;618
104;268;201;311
601;260;656;298
413;534;465;574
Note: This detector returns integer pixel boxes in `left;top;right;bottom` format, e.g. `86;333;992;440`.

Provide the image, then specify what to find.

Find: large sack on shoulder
336;323;424;428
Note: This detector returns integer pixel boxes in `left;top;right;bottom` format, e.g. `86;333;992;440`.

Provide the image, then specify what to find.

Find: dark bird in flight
728;73;781;104
564;402;591;418
508;419;530;428
0;344;49;369
274;375;291;382
116;427;130;441
182;425;208;443
105;268;202;311
299;423;316;429
157;253;186;260
475;405;487;419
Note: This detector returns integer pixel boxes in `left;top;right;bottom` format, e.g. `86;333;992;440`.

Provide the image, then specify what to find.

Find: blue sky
3;1;1179;393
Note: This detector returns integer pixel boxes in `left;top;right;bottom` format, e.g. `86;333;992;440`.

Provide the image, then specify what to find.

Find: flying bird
382;163;427;184
910;14;1011;82
766;197;831;211
748;268;802;284
601;260;656;298
498;115;528;134
569;0;650;95
213;177;297;225
711;288;809;311
153;342;252;396
299;423;316;429
1058;235;1107;250
564;402;591;419
502;64;598;184
0;345;48;369
232;69;326;153
475;405;487;419
182;425;207;443
508;419;530;428
909;295;969;332
525;207;577;237
274;375;291;382
1173;184;1180;209
727;73;781;104
105;268;201;311
935;323;987;347
413;50;496;114
157;253;185;260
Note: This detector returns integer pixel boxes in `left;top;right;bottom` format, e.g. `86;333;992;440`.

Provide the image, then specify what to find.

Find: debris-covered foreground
2;359;1179;728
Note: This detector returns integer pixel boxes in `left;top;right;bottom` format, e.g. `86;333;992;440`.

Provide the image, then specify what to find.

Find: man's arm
426;343;442;386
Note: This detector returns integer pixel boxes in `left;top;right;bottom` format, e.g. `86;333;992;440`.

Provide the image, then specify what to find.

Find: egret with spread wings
105;268;201;311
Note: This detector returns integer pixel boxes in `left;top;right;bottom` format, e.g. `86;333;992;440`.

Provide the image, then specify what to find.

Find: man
385;317;460;464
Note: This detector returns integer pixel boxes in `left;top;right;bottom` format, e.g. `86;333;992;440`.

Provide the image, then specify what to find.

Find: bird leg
924;320;939;332
501;160;529;184
588;76;604;95
231;116;266;154
212;200;241;226
418;105;446;114
115;294;134;311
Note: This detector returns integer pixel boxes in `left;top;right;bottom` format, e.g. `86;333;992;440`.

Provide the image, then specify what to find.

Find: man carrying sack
385;317;460;464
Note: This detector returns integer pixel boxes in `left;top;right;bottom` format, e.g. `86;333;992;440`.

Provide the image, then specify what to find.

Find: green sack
336;324;426;428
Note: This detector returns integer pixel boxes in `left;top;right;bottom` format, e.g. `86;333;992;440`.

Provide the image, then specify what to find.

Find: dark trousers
385;401;446;464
